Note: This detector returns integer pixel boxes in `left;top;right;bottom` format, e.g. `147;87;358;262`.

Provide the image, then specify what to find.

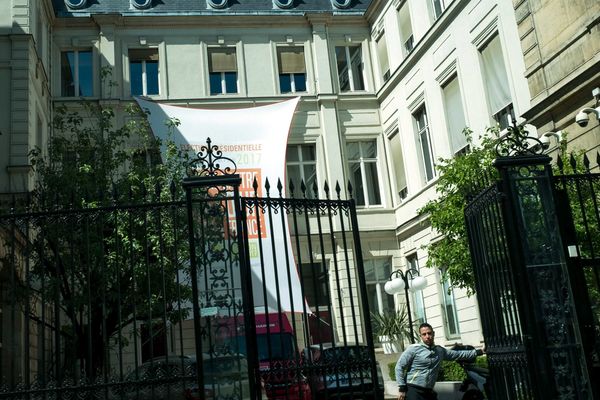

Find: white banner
135;97;305;313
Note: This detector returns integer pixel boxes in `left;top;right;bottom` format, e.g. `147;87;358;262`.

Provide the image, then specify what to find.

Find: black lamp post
384;268;427;344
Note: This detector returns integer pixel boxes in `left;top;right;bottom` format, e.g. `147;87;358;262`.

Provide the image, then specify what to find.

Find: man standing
395;323;483;400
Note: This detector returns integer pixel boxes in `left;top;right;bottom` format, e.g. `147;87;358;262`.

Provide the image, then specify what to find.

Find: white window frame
478;34;514;129
387;128;408;203
276;45;308;94
407;254;427;325
286;144;317;197
441;74;469;156
347;140;382;207
60;49;93;97
207;47;239;95
335;44;365;92
413;106;436;182
397;1;414;56
375;32;390;82
129;48;160;97
364;258;395;316
440;271;460;338
432;0;447;20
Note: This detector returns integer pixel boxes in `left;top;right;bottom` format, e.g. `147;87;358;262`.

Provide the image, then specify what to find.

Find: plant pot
378;335;403;354
433;381;463;400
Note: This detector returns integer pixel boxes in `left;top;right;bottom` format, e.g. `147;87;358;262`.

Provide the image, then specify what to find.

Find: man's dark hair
419;322;433;331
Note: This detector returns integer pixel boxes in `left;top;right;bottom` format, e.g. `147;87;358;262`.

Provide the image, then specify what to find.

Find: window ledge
355;205;390;213
210;93;243;98
54;96;100;101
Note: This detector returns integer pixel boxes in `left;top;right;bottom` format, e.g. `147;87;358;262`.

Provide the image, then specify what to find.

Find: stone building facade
515;0;600;156
3;0;593;386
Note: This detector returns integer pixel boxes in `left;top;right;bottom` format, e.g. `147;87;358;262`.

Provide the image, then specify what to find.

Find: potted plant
371;307;411;354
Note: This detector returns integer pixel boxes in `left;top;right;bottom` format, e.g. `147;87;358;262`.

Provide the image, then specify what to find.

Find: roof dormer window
332;0;352;9
207;0;228;9
64;0;87;9
274;0;295;9
131;0;153;10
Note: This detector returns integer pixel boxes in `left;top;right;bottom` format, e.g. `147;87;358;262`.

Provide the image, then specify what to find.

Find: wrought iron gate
182;139;380;400
465;128;599;400
0;139;380;400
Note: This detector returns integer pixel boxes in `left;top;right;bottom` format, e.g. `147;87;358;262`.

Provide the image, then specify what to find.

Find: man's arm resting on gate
396;346;415;392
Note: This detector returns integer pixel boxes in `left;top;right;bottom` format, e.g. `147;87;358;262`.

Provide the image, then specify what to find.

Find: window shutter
278;47;306;74
129;48;159;61
480;35;511;115
376;34;389;75
443;77;468;153
209;48;237;72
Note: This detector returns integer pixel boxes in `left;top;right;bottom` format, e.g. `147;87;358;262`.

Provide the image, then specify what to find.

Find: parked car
111;353;249;400
302;344;384;399
111;355;195;400
184;353;251;400
217;312;311;400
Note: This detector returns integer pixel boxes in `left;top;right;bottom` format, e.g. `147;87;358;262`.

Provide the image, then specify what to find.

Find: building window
277;46;306;94
480;35;513;129
442;75;468;155
432;0;447;20
300;262;329;309
61;50;93;97
208;47;238;95
286;144;317;198
301;262;333;343
375;33;390;82
364;259;394;315
440;273;460;338
129;48;159;96
141;322;167;362
407;255;426;325
413;106;436;182
347;141;381;206
398;2;414;56
388;130;408;202
335;45;365;92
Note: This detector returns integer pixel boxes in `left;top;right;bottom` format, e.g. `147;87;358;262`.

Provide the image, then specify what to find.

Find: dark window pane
363;260;376;281
433;0;443;18
61;51;75;97
420;131;434;181
336;46;350;91
415;108;427;130
294;73;306;92
146;60;159;95
209;72;222;95
349;46;364;90
224;71;237;93
362;140;377;158
286;164;301;188
346;142;360;160
279;74;292;93
446;304;458;335
287;146;299;162
78;50;93;97
130;61;143;96
303;164;317;199
365;162;381;205
301;263;328;307
349;162;365;206
301;145;315;161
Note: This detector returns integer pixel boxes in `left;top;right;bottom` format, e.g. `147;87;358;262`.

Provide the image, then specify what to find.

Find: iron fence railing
0;175;380;400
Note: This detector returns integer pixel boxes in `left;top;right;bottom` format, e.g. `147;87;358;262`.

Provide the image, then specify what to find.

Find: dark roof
52;0;372;17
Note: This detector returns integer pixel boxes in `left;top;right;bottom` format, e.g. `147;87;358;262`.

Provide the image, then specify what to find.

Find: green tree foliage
418;129;499;293
419;124;599;329
21;71;192;376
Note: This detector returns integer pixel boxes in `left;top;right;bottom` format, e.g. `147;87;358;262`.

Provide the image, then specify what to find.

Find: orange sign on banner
226;168;267;239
